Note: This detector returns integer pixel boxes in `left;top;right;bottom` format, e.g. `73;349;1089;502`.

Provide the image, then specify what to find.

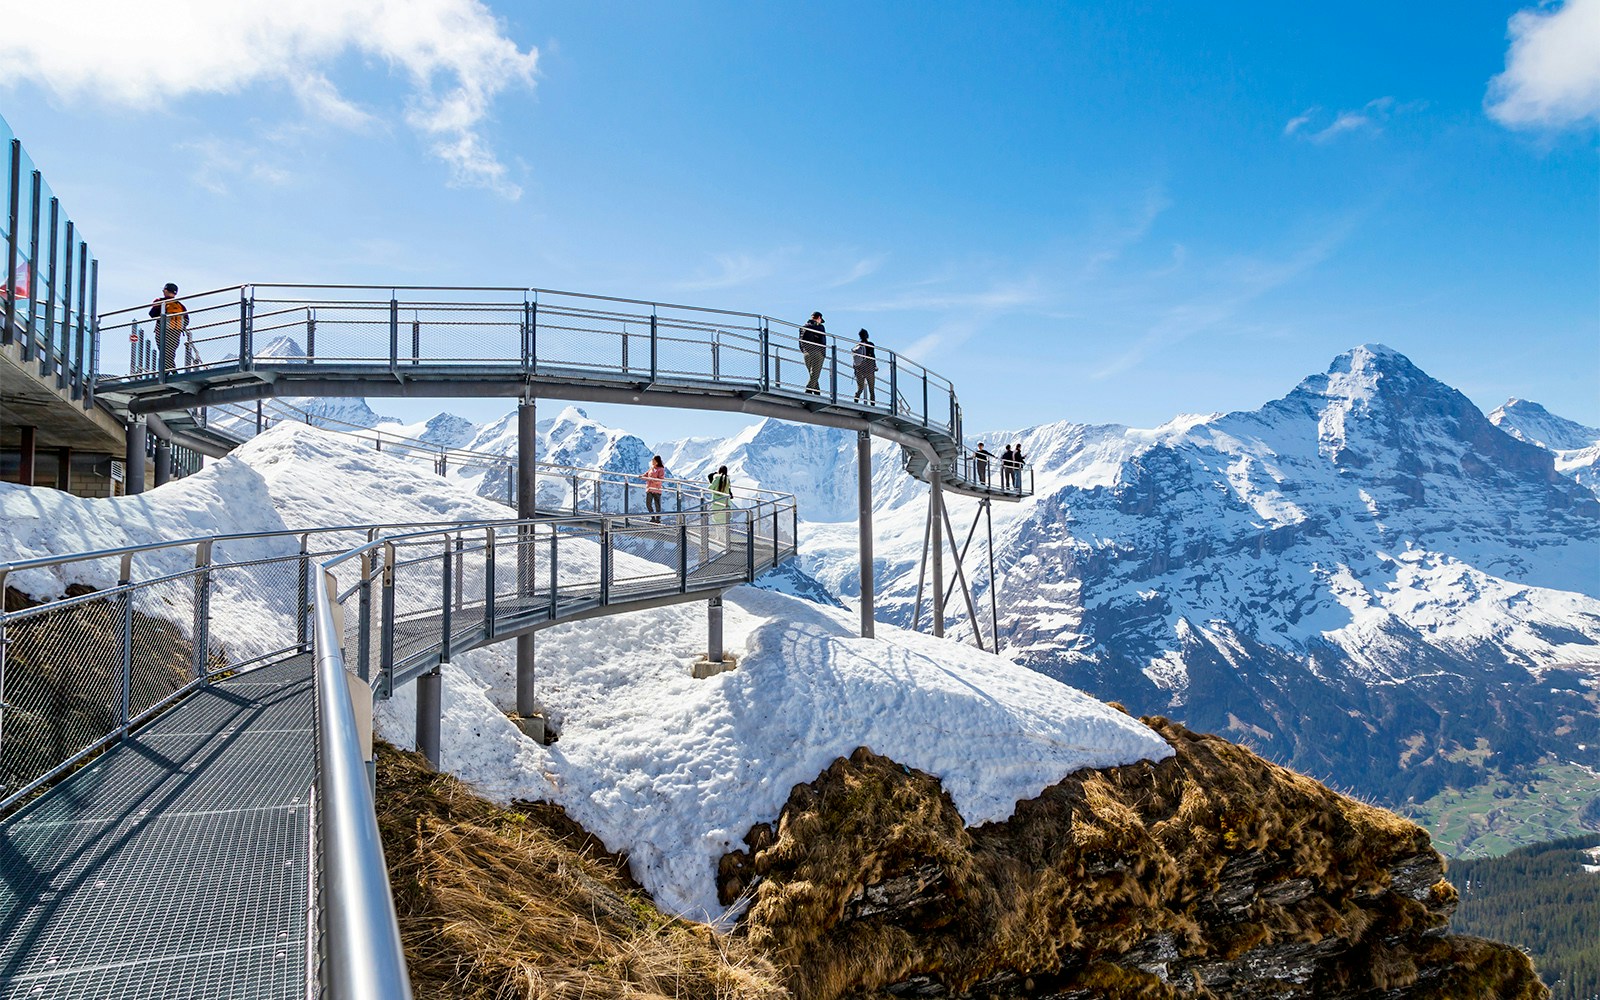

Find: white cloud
0;0;537;197
1284;97;1422;143
1487;0;1600;129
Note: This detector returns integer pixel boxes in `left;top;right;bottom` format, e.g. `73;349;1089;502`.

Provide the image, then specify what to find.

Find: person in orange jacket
148;282;188;372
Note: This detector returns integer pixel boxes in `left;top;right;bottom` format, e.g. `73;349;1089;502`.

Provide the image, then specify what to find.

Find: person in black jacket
852;328;877;404
148;282;188;373
973;442;991;486
1000;445;1015;491
799;312;826;395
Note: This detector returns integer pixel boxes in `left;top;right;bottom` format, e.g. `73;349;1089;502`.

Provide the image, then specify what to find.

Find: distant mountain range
209;340;1600;832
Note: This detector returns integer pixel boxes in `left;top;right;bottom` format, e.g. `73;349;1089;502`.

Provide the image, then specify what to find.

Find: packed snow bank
0;420;1171;922
374;585;1173;920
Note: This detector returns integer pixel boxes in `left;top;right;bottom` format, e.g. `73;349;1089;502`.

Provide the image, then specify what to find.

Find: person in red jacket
644;455;666;523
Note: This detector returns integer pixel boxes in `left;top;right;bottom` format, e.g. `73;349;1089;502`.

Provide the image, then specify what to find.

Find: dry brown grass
375;742;790;1000
721;717;1547;1000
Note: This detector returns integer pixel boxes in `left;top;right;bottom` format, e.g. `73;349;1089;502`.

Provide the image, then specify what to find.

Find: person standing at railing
708;465;733;548
645;455;666;524
800;312;827;396
1005;443;1026;492
973;442;991;486
1000;445;1016;491
148;282;188;373
852;329;878;404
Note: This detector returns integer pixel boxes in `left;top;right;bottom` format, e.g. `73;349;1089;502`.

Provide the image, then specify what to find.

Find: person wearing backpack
799;312;827;396
852;328;878;405
708;465;733;547
148;282;188;373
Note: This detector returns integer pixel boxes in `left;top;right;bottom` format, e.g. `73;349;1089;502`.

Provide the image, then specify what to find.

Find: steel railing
94;284;1035;493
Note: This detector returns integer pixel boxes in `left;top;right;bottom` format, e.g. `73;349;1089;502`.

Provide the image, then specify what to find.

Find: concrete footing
509;712;556;744
691;652;739;679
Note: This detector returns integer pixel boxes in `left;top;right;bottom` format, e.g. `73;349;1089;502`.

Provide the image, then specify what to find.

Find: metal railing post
388;294;399;371
296;534;312;651
529;298;539;374
129;321;140;378
356;551;373;681
759;320;770;391
22;169;40;361
649;310;658;382
548;530;558;619
830;341;839;403
889;355;898;417
598;521;612;605
118;555;133;731
85;260;99;409
192;541;213;679
746;511;756;578
2;140;17;345
72;242;88;397
441;534;454;651
453;535;464;615
306;309;317;358
411;318;421;365
773;506;780;566
922;373;929;426
239;287;255;372
678;519;689;593
379;543;396;699
483;527;496;633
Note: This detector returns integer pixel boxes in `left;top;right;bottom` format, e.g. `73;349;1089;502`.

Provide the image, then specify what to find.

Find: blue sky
2;0;1596;442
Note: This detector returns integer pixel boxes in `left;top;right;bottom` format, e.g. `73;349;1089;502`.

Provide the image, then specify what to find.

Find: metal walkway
0;657;313;1000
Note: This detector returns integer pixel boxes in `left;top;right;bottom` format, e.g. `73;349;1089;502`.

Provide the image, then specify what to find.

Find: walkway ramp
0;658;313;999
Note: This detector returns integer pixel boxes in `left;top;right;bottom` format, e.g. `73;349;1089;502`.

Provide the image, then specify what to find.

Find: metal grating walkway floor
0;656;315;1000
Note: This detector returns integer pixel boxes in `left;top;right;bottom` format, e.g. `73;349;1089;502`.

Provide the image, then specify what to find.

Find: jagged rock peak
1490;397;1600;452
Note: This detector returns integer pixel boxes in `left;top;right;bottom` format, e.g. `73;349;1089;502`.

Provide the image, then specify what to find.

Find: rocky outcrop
718;717;1546;1000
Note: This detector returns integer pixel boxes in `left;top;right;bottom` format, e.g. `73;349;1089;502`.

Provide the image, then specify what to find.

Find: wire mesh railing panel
202;557;304;674
0;594;127;800
126;573;202;717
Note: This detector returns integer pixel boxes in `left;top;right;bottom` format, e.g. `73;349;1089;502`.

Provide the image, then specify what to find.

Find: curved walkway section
0;468;798;997
97;284;1033;501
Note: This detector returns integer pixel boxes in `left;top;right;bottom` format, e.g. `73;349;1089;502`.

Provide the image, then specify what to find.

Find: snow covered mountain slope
665;346;1600;810
450;404;656;504
1491;398;1600;493
0;422;1170;920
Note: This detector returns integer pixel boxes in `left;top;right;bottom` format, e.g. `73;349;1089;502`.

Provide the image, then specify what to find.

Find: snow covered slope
663;346;1600;809
1491;398;1600;493
0;422;1170;921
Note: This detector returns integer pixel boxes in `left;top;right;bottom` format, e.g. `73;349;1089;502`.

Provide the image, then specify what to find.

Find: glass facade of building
1;111;99;407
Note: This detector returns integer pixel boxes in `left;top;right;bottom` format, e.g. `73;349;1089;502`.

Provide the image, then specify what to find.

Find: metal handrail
313;567;413;1000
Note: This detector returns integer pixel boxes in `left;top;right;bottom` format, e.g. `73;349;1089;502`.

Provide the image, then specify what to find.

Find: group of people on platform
797;312;878;404
970;441;1027;492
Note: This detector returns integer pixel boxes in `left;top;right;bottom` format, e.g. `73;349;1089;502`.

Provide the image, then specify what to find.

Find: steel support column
153;438;172;487
856;429;875;638
417;665;442;768
516;396;537;717
17;426;35;487
124;419;147;496
930;465;945;638
708;593;724;663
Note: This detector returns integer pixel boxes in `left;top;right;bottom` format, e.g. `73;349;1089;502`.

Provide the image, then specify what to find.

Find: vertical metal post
677;520;689;593
410;318;420;364
930;465;945;638
759;320;770;391
829;341;839;403
548;531;558;619
58;221;73;388
453;536;464;614
2;140;18;345
23;170;40;361
55;447;71;492
417;664;442;769
922;374;929;427
17;426;34;487
712;330;721;379
119;565;133;730
707;594;724;663
986;499;999;652
306;310;316;358
153;438;171;486
355;552;373;678
239;288;254;371
746;511;756;578
857;429;875;638
649;310;658;382
483;527;497;631
192;541;213;678
42;198;57;377
889;356;898;416
72;242;87;397
440;533;453;649
388;294;399;370
296;535;312;652
772;506;780;566
599;521;612;604
124;419;147;496
529;299;539;374
517;398;536;708
84;259;98;409
379;544;396;699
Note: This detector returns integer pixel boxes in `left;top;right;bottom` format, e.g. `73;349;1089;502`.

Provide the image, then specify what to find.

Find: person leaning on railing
148;282;188;372
800;312;826;396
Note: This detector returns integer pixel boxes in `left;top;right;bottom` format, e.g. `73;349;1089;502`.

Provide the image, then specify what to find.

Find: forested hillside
1452;835;1600;1000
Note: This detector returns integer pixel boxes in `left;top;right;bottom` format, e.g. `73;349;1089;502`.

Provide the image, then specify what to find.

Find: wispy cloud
829;254;888;288
1486;0;1600;130
1084;187;1172;275
1284;97;1426;143
0;0;537;198
184;137;296;195
1092;217;1360;380
674;251;791;292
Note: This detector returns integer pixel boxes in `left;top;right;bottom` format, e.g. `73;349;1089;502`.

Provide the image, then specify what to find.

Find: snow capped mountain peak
257;335;307;359
1490;398;1600;453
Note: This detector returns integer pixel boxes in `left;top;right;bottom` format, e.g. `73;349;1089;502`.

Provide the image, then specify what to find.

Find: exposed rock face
719;718;1547;1000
